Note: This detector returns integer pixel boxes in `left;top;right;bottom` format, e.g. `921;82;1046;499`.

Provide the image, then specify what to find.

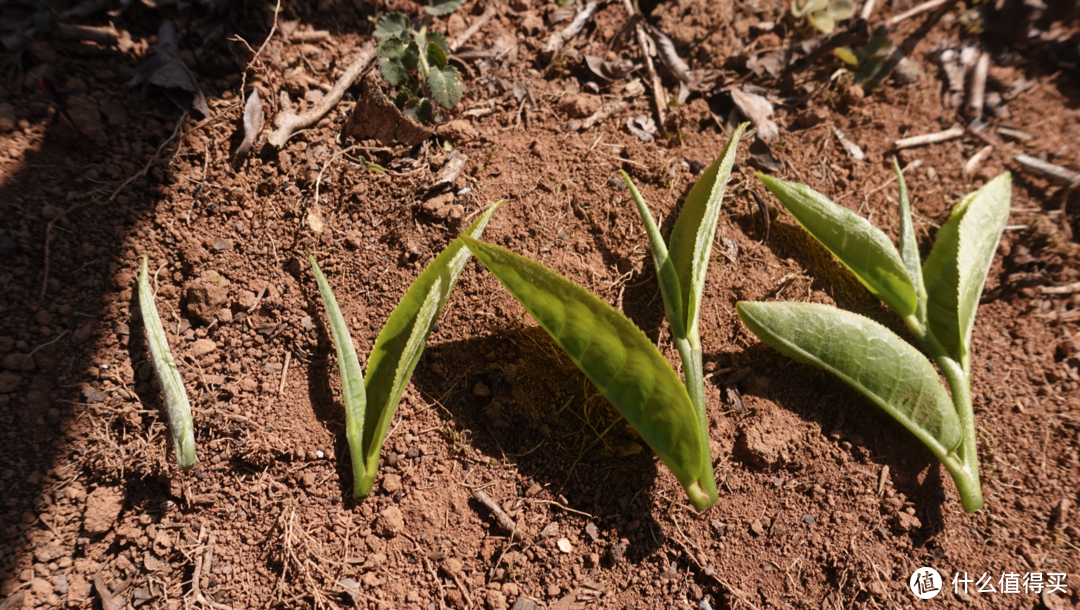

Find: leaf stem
675;334;718;511
416;21;431;81
920;328;983;512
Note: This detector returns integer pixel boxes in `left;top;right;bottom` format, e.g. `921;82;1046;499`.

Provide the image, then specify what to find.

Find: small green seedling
834;35;897;90
137;256;196;470
738;162;1011;512
462;237;718;511
308;202;500;498
461;127;746;511
791;0;856;33
374;11;464;121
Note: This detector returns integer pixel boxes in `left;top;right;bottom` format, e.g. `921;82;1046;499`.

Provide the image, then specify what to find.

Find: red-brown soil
1;0;1079;609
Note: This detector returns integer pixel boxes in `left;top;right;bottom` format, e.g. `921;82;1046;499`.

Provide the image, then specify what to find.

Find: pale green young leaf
360;202;502;496
893;158;926;322
620;170;686;339
426;40;448;70
757;173;918;317
808;11;835;33
374;12;409;39
922;173;1011;366
428;66;463;109
737;301;961;458
377;37;410;87
425;0;463;16
462;237;719;512
428;31;451;56
307;251;368;494
402;39;420;72
139;256;197;470
792;0;828;18
667;122;747;339
827;0;856;20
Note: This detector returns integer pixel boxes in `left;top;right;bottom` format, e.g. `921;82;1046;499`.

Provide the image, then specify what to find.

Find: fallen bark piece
269;42;375;148
341;72;433;147
893;125;964;149
1014;154;1080;187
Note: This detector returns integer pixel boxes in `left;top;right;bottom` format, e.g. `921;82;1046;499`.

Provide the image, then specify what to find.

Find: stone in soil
186;273;231;325
374;506;404;537
83;486;124;536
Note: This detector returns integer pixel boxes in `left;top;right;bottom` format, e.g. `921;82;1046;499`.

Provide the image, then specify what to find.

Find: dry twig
267;43;375;148
886;0;949;25
893;125;964;149
1014;154;1080;187
963;144;993;178
543;1;599;57
451;2;498;52
472;490;520;536
967;51;989;119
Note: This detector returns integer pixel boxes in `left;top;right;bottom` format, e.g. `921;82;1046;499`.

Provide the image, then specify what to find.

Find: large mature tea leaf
758;174;918;318
463;237;719;511
737;301;961;458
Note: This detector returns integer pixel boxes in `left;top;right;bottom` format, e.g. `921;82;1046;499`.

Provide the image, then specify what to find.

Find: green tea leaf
808;11;835;33
403;39;420;71
827;0;855;20
462;237;719;512
668;123;746;339
402;97;433;123
893;158;926;322
425;0;464;15
428;66;463;109
374;12;409;39
426;40;448;70
737;301;961;458
757;173;918;318
360;202;502;497
792;0;827;17
307;251;368;495
834;47;859;66
620;171;686;339
139;256;197;470
377;37;410;87
428;31;451;56
922;173;1011;366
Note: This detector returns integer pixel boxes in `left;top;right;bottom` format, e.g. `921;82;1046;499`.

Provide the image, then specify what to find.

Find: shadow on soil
0;0;387;592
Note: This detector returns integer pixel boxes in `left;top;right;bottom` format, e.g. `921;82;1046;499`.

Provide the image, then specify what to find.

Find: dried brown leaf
235;90;263;159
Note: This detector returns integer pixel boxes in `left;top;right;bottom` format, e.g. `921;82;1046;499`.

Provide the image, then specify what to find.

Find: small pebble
803;514;816;525
315;450;325;459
